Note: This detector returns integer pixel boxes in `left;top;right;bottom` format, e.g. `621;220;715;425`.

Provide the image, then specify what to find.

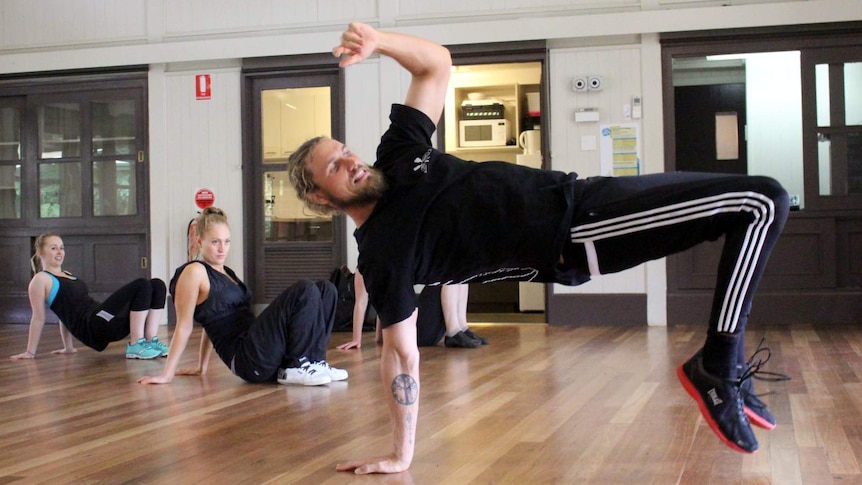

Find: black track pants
231;280;336;383
566;172;789;345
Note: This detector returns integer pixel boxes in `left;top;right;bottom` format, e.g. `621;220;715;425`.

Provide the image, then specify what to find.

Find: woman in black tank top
138;207;346;387
9;233;167;360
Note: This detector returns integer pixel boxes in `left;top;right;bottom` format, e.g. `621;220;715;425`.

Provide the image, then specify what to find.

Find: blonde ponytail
31;232;60;274
30;254;41;274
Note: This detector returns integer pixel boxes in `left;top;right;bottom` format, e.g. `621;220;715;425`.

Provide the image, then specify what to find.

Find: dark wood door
244;66;346;303
0;74;150;323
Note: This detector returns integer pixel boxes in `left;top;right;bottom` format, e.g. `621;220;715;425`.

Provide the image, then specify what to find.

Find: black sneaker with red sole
677;350;759;454
738;340;791;430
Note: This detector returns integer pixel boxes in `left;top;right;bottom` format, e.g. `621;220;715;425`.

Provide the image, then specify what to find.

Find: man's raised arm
333;22;452;124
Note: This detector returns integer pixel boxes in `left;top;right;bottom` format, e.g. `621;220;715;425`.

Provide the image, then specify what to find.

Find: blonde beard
328;166;389;211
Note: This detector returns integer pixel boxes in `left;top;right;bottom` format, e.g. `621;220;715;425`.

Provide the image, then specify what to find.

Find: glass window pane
93;160;136;216
818;132;862;196
816;63;831;128
0;164;21;218
39;103;81;158
92;100;136;156
264;171;332;242
846;62;862;126
261;86;331;163
261;85;333;242
818;133;833;196
39;162;82;217
0;107;21;160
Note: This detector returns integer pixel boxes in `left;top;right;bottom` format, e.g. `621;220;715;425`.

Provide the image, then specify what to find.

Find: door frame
444;40;550;314
241;54;346;304
660;21;862;325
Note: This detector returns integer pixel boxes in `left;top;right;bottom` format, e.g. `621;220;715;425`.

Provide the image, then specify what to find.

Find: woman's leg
91;278;155;342
141;278;167;339
440;285;463;336
232;280;333;383
305;281;348;381
415;285;447;347
89;278;161;358
459;285;488;345
307;280;337;362
456;285;469;330
143;279;168;356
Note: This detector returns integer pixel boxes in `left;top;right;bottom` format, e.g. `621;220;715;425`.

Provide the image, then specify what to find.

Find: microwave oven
459;119;509;147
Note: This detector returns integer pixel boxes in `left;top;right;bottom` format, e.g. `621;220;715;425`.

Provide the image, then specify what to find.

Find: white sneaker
277;363;331;386
310;361;348;381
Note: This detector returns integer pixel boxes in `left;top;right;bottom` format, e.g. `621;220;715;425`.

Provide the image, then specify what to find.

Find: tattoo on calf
391;374;418;405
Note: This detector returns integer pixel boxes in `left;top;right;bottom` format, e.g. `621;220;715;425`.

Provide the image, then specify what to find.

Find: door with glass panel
0;79;149;322
0;97;26;314
249;73;344;303
802;47;862;210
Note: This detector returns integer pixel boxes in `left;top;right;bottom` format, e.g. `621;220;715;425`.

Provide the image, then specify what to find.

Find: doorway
674;81;748;174
443;52;547;313
661;24;862;325
243;60;346;305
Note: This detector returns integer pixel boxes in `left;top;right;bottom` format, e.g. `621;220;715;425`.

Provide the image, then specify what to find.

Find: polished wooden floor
1;320;860;484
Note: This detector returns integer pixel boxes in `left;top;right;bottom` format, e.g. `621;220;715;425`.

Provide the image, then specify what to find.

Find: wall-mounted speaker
572;77;588;92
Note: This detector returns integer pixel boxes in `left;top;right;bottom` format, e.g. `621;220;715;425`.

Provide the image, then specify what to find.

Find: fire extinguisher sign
195;74;211;100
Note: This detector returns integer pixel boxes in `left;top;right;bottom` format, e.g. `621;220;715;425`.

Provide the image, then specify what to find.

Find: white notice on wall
600;123;641;176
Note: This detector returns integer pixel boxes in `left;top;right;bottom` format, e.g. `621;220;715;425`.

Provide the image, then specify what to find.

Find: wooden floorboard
1;321;860;484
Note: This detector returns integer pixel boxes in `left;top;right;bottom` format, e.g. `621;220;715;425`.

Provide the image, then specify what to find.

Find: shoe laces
738;338;791;394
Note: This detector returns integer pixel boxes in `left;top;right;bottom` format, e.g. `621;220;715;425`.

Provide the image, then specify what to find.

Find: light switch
632;96;642;119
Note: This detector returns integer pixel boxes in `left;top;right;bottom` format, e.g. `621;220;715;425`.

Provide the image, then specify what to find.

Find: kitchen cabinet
261;87;330;160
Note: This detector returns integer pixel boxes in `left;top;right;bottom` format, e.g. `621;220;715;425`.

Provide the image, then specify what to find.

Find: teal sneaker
148;336;169;357
126;338;161;360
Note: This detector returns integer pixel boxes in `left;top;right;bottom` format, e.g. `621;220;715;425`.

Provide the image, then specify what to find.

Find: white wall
549;45;649;290
149;61;245;287
548;39;667;325
1;1;858;74
343;59;383;269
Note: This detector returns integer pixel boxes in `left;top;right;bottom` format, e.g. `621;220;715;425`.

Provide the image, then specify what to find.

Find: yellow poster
600;123;641;176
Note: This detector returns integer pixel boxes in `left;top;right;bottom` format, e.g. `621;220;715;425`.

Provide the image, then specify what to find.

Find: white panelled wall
342;59;383;266
1;0;860;325
149;62;245;284
548;34;667;324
